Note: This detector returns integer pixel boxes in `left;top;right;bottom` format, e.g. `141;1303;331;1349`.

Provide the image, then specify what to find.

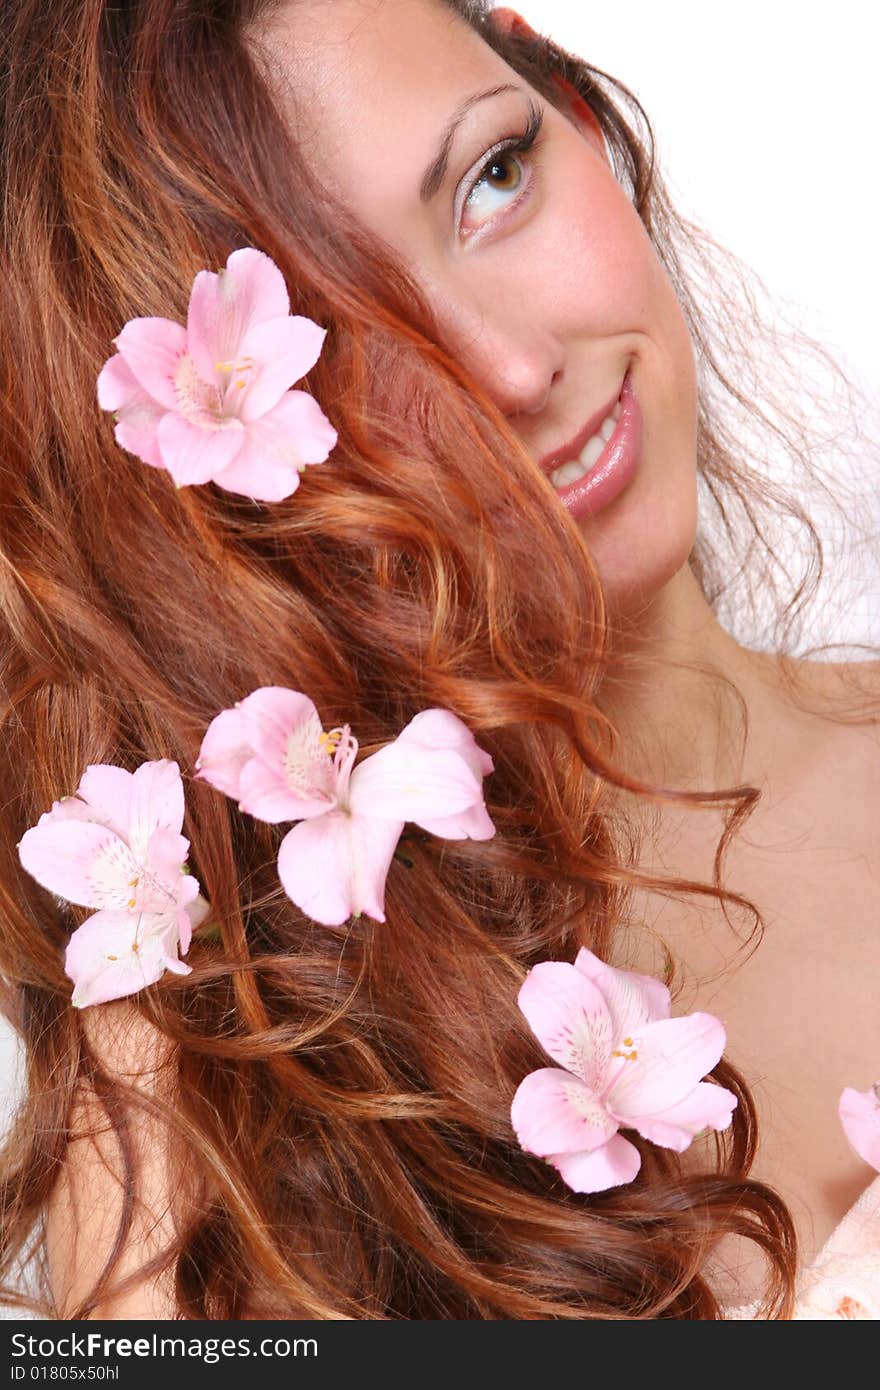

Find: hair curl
1;0;877;1319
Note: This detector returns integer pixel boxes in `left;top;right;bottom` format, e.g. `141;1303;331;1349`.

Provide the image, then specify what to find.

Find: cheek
523;154;673;337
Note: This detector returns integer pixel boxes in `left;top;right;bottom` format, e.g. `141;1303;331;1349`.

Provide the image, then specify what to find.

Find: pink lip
537;382;624;476
550;368;641;519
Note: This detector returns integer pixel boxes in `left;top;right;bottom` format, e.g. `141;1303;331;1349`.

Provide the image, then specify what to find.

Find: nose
434;297;565;424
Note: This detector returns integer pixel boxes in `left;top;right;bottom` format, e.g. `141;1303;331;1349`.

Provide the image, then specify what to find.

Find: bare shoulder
786;657;880;842
821;655;880;695
44;1002;184;1319
78;997;177;1088
777;652;880;734
817;657;880;750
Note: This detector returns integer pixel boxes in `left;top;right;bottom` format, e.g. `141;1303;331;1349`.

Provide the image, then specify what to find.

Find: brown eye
460;144;531;237
457;104;545;241
477;150;523;194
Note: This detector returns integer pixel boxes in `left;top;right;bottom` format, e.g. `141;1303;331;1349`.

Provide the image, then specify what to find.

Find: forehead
252;0;523;205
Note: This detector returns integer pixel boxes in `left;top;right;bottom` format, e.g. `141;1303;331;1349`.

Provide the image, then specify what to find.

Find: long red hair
1;0;876;1318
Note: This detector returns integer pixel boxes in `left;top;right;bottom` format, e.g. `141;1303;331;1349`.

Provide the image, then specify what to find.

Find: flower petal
548;1133;643;1194
275;811;404;926
394;708;496;779
606;1013;727;1120
574;946;671;1034
98;355;166;469
65;909;181;1008
97;352;144;412
511;1067;617;1157
75;765;134;841
195;705;254;798
839;1085;880;1171
141;826;193;912
127;760;186;860
18;819;139;909
517;961;613;1090
347;741;483;826
626;1081;738;1151
158;917;194;975
41;796;97;824
113;316;187;412
382;710;496;839
186;248;292;383
211;390;337;502
236;687;337;818
161;951;193;977
238;686;323;773
156;411;245;487
415;800;498;841
178;891;211;956
238;757;331;823
237;316;329;421
114;399;167;470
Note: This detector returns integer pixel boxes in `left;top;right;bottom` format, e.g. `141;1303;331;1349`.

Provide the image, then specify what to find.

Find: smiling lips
536;380;625;477
544;369;642;520
547;396;623;488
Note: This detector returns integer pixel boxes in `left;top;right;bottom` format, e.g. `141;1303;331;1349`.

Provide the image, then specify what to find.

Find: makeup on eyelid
457;105;545;238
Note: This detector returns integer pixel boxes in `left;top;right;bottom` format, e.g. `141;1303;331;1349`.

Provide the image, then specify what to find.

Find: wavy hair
1;0;877;1319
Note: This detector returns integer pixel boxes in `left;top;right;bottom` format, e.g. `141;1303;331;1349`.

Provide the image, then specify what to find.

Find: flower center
215;356;256;395
282;722;342;802
611;1035;639;1062
173;353;248;429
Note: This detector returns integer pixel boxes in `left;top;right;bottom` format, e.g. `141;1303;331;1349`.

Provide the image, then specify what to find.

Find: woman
1;0;878;1320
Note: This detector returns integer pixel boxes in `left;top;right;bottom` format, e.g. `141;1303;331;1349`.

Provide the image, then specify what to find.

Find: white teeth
580;433;605;468
549;401;621;489
550;458;588;487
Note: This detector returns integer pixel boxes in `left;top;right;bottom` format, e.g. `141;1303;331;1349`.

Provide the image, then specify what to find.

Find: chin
583;458;699;616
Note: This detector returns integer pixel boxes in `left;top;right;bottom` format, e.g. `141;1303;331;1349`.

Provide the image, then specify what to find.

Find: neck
594;563;795;797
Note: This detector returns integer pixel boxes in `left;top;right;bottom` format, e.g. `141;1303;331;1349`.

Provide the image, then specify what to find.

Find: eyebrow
419;83;525;203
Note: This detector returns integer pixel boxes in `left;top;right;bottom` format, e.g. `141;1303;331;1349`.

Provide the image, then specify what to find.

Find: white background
3;0;879;1262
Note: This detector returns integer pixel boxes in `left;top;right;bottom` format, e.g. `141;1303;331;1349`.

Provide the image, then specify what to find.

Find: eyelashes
458;99;546;237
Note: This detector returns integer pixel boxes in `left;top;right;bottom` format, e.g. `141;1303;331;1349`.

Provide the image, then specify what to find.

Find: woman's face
255;0;699;609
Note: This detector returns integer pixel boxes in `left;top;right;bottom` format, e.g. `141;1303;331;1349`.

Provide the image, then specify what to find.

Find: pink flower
194;687;496;926
62;908;204;1010
97;247;337;501
511;947;737;1193
17;759;210;1008
839;1084;880;1171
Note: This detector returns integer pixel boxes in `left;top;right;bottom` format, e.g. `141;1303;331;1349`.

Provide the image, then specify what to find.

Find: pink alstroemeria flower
194;686;496;926
17;759;210;1008
96;247;337;502
511;947;737;1194
839;1084;880;1172
62;908;206;1010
